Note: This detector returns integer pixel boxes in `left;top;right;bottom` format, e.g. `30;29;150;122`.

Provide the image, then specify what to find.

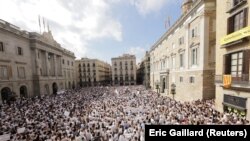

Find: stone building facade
150;0;216;101
136;52;150;88
136;62;144;85
112;54;137;86
215;0;250;120
0;20;33;101
75;58;111;87
0;20;75;103
143;52;151;89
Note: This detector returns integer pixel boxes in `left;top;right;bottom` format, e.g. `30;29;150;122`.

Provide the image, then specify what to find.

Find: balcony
215;74;250;90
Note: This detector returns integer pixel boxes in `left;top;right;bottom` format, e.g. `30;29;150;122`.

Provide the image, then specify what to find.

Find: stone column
59;57;63;76
35;49;40;75
45;52;49;76
200;14;210;70
184;22;189;69
54;55;57;76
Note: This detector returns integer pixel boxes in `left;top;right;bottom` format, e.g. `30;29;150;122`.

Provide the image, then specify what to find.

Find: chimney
182;0;193;15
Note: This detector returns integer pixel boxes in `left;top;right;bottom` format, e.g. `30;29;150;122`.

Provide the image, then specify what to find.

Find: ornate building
150;0;216;101
75;58;111;87
112;54;137;86
0;19;75;103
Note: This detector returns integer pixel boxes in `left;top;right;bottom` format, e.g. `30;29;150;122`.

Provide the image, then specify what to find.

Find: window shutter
243;8;248;27
243;50;250;76
224;54;231;74
227;17;233;34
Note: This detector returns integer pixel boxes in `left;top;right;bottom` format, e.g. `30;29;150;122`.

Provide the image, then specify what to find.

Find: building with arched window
0;19;76;103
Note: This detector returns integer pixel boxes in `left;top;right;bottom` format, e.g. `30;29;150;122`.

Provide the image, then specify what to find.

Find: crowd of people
0;86;249;141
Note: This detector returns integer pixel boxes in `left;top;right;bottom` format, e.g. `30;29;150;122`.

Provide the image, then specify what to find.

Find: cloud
127;46;146;63
129;0;171;15
0;0;123;58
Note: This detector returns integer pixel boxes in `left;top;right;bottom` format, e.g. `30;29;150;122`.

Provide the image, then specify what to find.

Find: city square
0;86;248;140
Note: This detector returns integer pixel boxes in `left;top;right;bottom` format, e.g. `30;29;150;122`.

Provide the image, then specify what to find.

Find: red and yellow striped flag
223;75;232;88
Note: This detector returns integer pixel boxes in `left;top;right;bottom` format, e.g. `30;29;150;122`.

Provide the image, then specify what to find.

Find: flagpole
43;17;46;32
38;15;41;34
47;21;50;32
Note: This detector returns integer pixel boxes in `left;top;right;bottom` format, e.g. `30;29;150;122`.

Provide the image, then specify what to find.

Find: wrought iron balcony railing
215;74;250;85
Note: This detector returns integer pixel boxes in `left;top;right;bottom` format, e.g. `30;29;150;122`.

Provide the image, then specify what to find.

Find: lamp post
171;83;176;99
156;80;160;94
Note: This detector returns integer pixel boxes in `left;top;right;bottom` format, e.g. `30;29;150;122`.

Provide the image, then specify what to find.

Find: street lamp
156;80;160;94
171;83;176;99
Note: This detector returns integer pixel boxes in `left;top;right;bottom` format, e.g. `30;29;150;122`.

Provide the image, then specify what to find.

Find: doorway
1;87;11;103
20;86;28;98
52;83;58;94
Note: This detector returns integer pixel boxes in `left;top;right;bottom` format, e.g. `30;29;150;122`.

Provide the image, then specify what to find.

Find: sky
0;0;182;63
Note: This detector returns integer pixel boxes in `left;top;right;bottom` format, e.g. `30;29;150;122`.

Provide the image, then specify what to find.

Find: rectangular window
0;42;4;52
190;76;195;83
191;48;198;66
191;29;195;38
131;76;134;81
62;59;64;64
17;47;23;55
191;27;199;38
0;66;8;79
180;53;184;68
228;8;248;34
179;37;184;45
223;50;250;81
180;77;183;83
125;76;129;81
229;52;243;77
18;67;25;79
